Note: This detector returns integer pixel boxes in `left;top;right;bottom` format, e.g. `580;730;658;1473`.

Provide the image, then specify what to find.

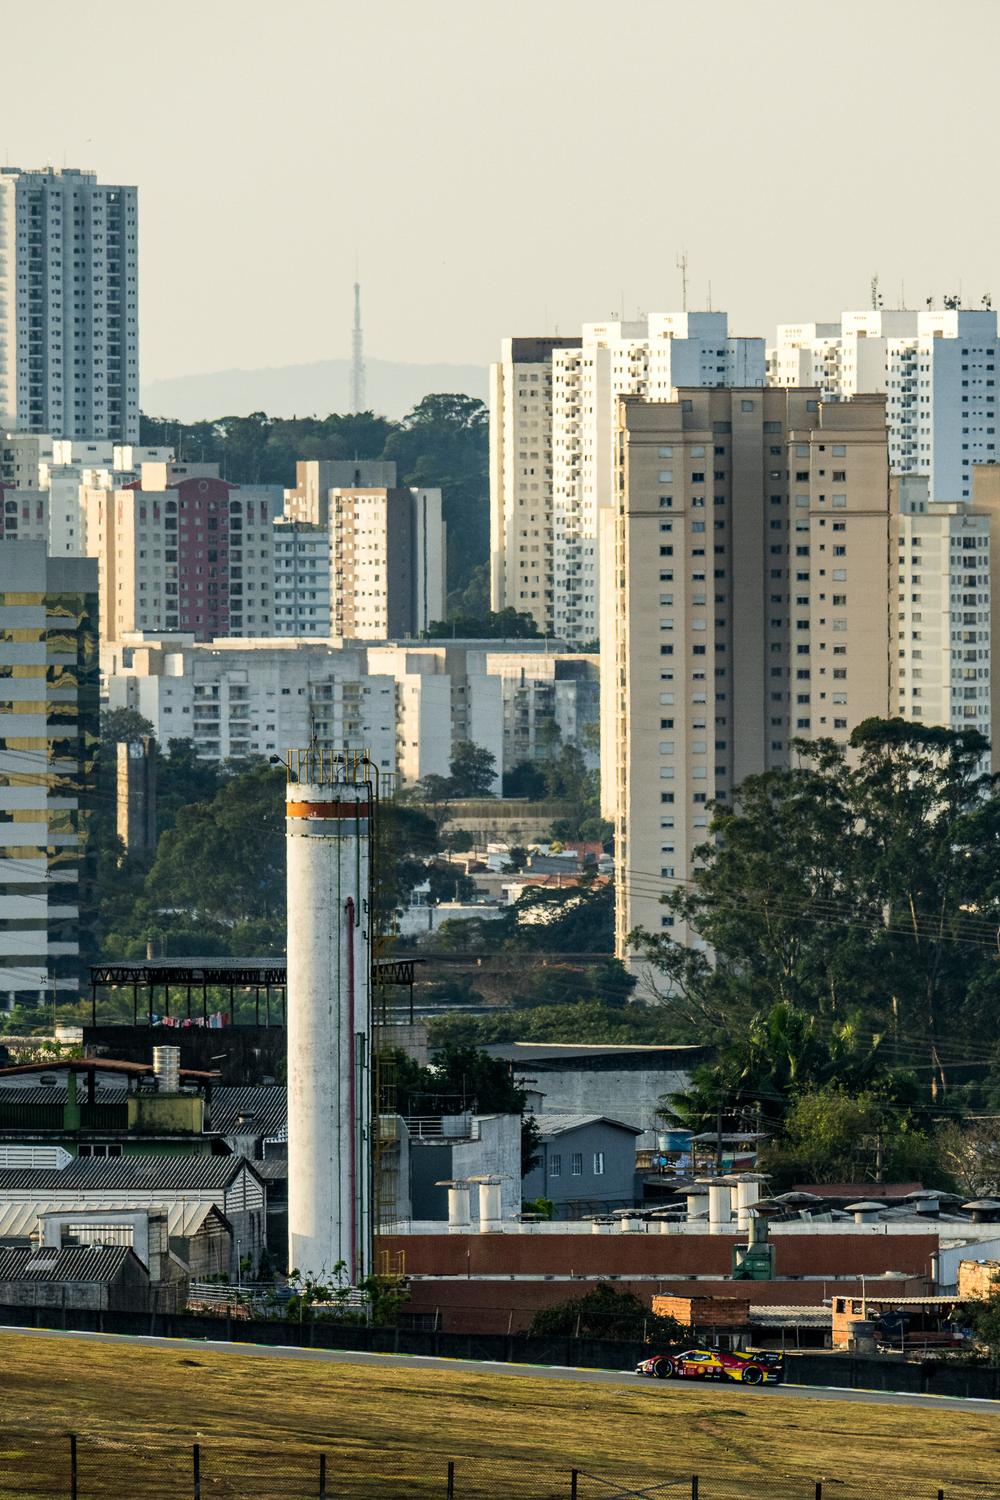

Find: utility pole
350;278;366;415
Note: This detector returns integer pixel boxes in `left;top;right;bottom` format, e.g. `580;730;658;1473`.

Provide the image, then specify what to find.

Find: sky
4;0;998;382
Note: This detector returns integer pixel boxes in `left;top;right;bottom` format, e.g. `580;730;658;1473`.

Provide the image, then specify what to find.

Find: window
571;1152;583;1177
593;1152;605;1176
549;1154;561;1178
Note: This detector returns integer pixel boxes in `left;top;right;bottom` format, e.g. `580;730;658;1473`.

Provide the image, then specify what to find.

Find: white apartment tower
494;316;764;646
490;336;581;636
0;168;139;442
273;521;331;635
892;477;991;740
769;309;1000;501
604;390;891;961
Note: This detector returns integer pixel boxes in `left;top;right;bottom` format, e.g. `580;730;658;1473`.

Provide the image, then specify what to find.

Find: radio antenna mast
677;251;689;313
350;275;366;414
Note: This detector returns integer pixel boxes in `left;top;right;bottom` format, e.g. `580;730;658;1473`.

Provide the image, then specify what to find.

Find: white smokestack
706;1180;732;1235
478;1180;502;1231
286;752;373;1284
447;1184;471;1231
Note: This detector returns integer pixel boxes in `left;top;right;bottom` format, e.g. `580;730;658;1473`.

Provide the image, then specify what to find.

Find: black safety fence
1;1438;1000;1500
2;1302;1000;1402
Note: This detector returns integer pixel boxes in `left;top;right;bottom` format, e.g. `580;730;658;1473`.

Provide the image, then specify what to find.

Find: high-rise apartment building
489;336;581;635
0;544;98;1009
273;521;331;635
551;313;765;644
604;389;891;959
0;168;139;442
769;309;1000;500
492;318;764;645
891;476;991;741
285;459;398;525
0;435;174;556
104;636;397;771
86;469;283;643
330;486;445;638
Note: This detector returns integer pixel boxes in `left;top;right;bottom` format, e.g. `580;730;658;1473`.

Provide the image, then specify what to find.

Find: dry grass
0;1332;998;1497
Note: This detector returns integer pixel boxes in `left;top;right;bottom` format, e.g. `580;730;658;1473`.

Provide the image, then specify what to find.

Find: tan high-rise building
330;487;445;639
604;389;891;960
489;336;580;635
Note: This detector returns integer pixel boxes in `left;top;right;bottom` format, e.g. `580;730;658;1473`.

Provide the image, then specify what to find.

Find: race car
634;1346;783;1385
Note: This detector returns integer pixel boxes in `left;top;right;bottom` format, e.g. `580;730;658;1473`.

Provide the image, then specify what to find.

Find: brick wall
653;1295;750;1328
958;1259;1000;1299
383;1230;938;1279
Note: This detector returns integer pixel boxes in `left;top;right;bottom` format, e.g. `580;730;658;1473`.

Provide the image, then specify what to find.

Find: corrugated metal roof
0;1244;138;1283
0;1086;127;1104
208;1086;287;1139
534;1113;643;1138
0;1155;252;1194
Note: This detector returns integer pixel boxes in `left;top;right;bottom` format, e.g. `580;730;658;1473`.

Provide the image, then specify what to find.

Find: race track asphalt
2;1326;998;1415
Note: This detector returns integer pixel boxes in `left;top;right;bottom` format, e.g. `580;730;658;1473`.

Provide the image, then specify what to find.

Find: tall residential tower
604;390;892;961
0;167;139;442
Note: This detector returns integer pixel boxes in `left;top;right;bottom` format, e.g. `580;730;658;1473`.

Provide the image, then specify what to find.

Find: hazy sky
4;0;997;381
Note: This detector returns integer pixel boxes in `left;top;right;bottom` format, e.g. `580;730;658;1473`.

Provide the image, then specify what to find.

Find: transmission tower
350;280;366;414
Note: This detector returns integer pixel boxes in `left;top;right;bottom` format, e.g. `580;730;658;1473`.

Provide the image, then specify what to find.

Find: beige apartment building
284;459;399;526
489;336;580;635
604;388;891;960
329;486;445;638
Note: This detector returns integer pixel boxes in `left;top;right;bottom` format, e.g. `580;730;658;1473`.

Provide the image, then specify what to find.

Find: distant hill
141;357;488;422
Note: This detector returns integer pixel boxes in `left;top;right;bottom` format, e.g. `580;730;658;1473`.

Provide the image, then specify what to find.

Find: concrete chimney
446;1184;470;1232
705;1180;732;1235
285;750;373;1284
478;1180;502;1231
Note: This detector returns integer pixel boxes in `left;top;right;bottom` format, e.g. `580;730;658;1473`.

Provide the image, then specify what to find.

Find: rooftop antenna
350;271;366;415
707;280;713;312
870;273;882;310
677;251;689;313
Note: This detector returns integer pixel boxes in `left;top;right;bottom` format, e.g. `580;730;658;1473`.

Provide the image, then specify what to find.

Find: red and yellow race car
635;1347;783;1386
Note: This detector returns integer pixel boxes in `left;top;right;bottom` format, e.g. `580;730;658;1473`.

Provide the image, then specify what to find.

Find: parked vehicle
634;1347;783;1385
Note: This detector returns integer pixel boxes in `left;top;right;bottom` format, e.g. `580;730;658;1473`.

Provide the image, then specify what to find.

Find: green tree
662;1001;920;1137
632;719;1000;1089
424;607;541;640
448;741;497;798
528;1283;688;1343
100;707;154;746
145;761;285;930
428;997;676;1049
963;1273;1000;1362
502;762;548;799
383;394;488;601
760;1089;946;1191
156;738;225;836
386;1042;540;1175
142;394;488;599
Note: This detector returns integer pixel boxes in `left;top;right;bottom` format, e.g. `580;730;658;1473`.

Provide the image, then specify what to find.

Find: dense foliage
387;1043;540;1174
527;1283;688;1343
632;720;1000;1101
140;394;488;604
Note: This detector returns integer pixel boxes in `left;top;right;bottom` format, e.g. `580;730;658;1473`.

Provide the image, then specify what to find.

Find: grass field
1;1332;999;1498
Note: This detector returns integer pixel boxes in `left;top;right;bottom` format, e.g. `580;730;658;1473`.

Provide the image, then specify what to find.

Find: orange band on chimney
286;801;371;819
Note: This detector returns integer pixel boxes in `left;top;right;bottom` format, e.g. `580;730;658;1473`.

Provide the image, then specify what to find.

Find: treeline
140;394;488;607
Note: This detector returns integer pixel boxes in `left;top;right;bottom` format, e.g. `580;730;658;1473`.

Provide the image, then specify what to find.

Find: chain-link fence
1;1435;998;1499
